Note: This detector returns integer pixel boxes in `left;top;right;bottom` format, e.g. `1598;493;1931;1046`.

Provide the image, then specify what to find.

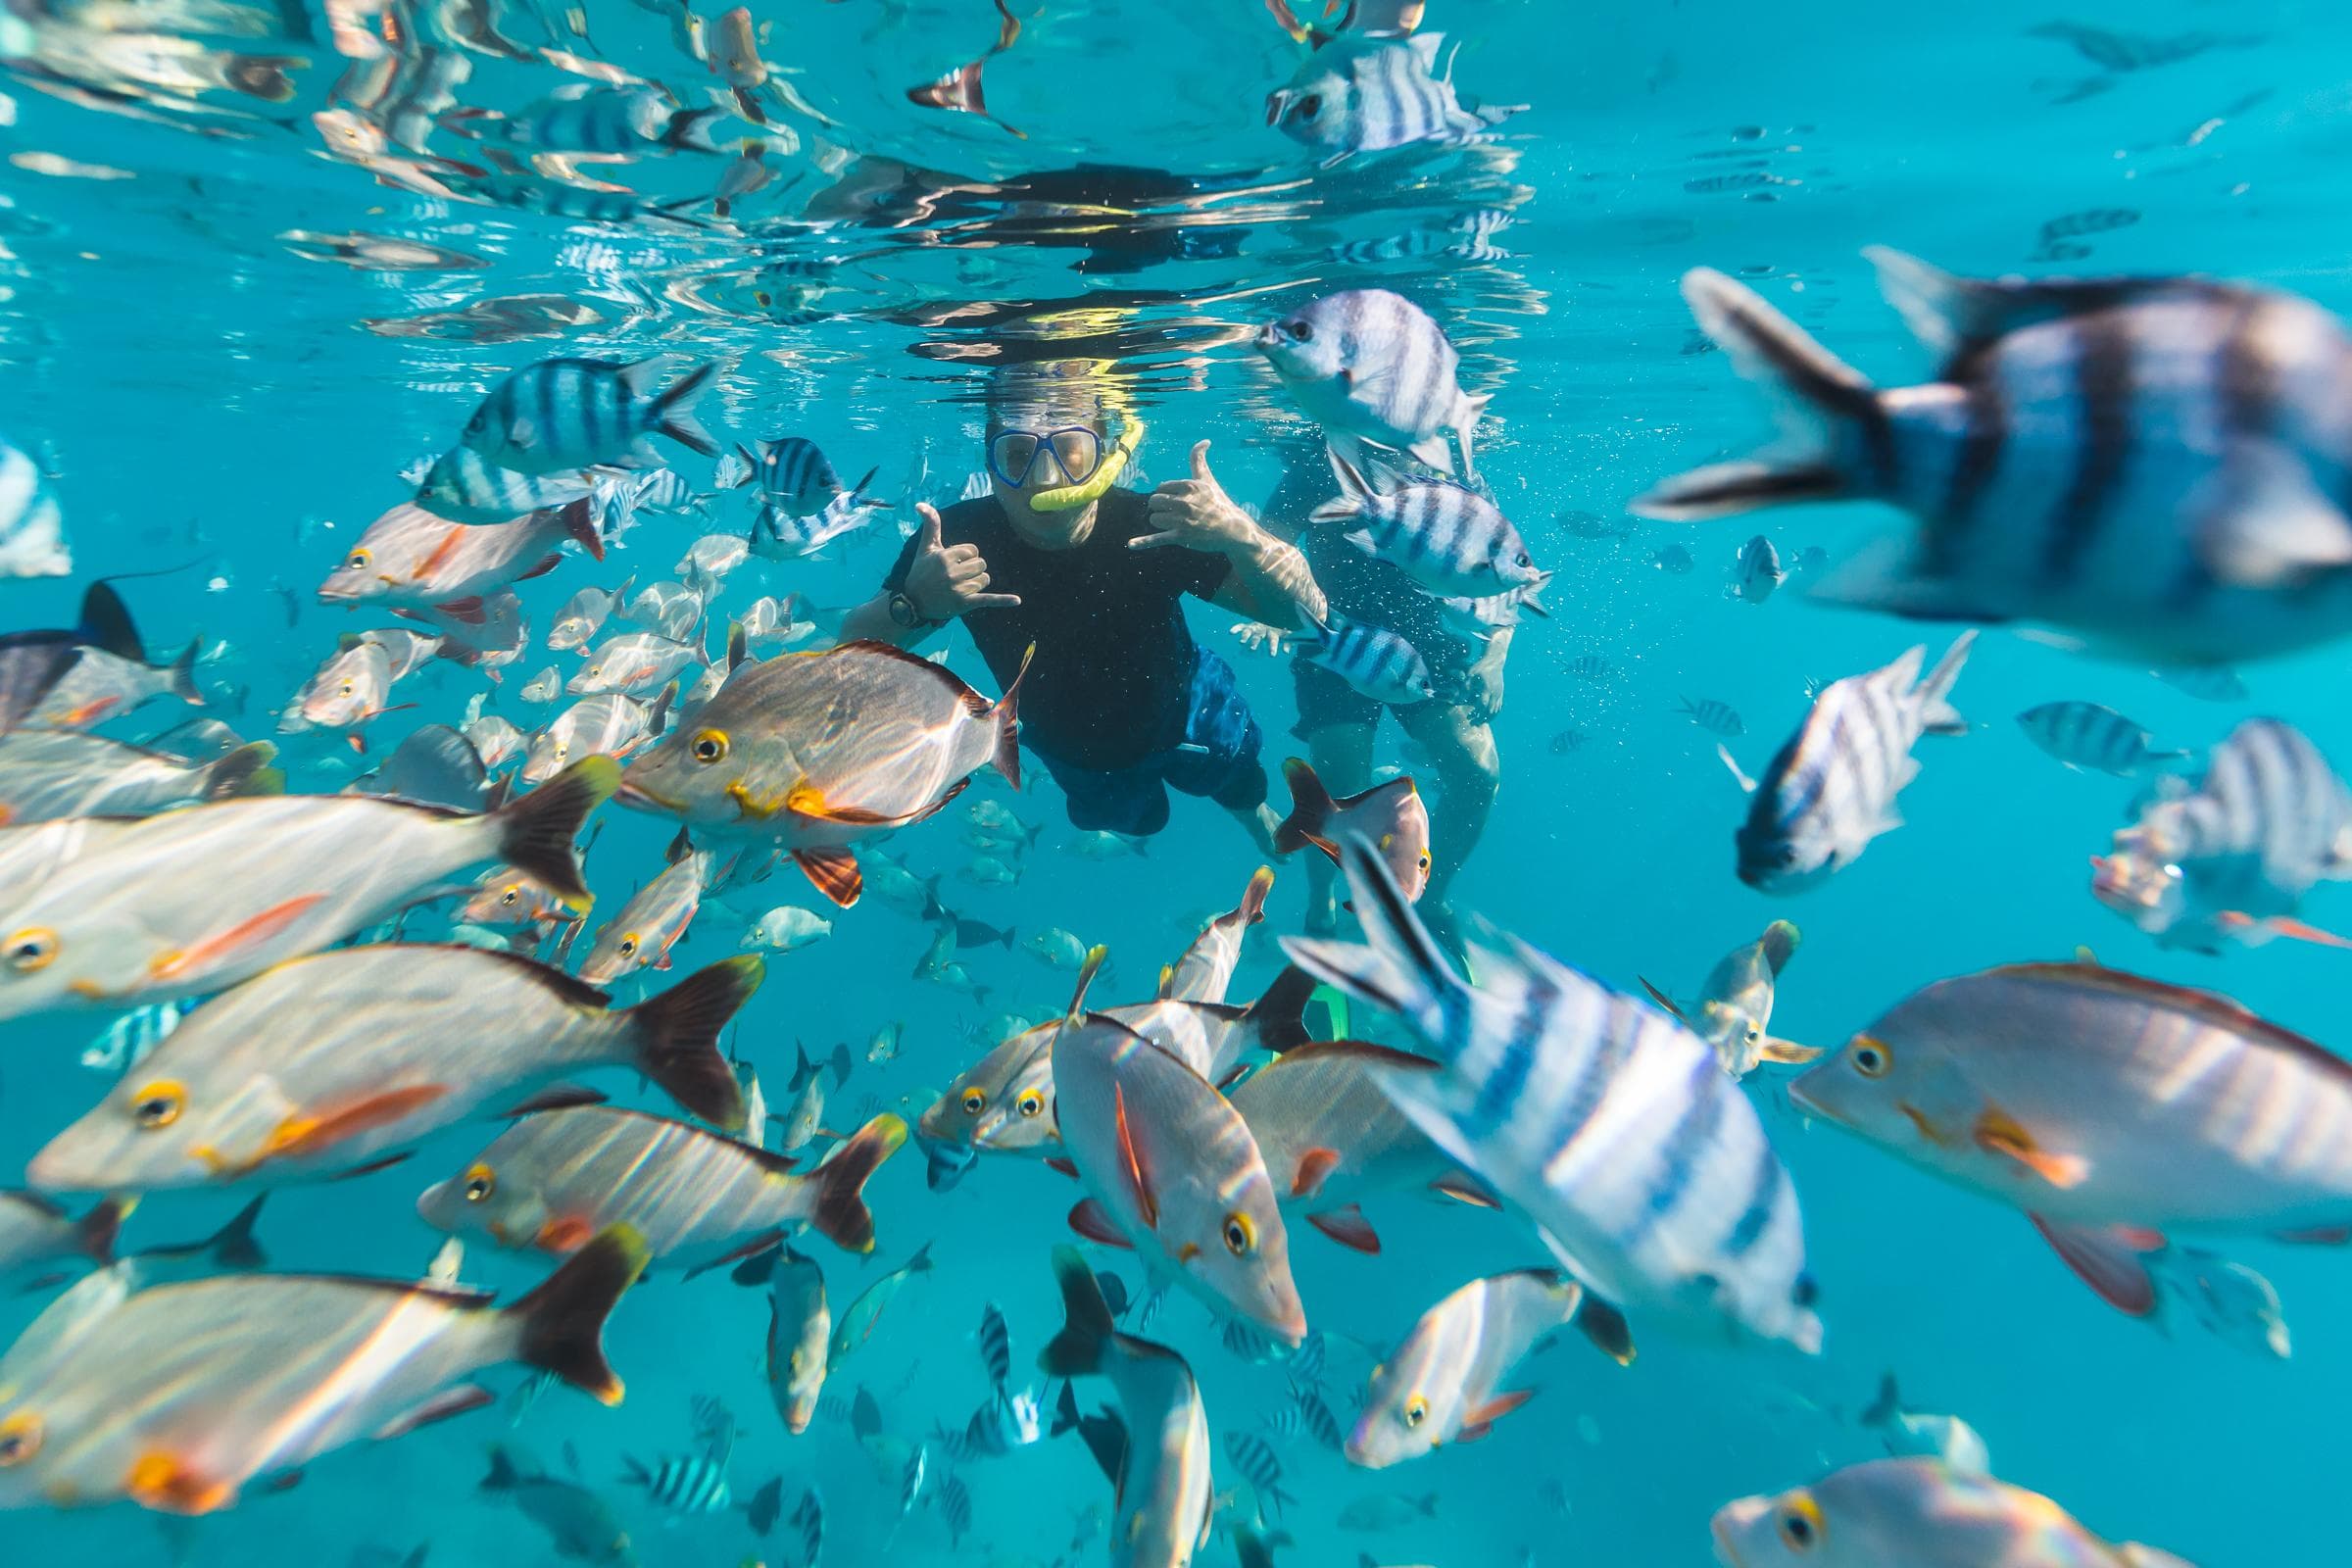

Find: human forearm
1216;528;1326;631
840;592;933;649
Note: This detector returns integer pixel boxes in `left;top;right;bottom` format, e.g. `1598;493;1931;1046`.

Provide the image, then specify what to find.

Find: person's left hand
1453;654;1505;721
1137;441;1258;554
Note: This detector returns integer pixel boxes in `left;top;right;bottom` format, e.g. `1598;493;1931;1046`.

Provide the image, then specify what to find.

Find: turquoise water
4;0;2348;1563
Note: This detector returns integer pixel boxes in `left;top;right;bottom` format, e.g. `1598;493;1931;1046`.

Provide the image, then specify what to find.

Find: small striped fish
1636;250;2352;665
631;466;704;516
735;436;853;514
976;1300;1010;1396
1295;612;1435;706
1267;33;1521;163
793;1486;825;1568
415;447;594;526
1312;450;1545;599
2015;701;2184;777
1730;535;1783;605
622;1450;732;1515
938;1473;973;1544
1728;631;1973;891
1287;1330;1327;1387
1222;1432;1297;1519
1258;1401;1303;1442
1258;288;1487;478
1676;696;1743;736
1223;1315;1285;1365
462;356;718;477
79;1000;184;1075
1284;836;1822;1352
1328;209;1516;267
1293;1384;1345;1451
2094;716;2352;951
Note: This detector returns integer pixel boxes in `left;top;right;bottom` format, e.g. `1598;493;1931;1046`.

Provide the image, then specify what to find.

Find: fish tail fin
165;638;207;707
622;956;762;1129
202;1196;269;1271
1631;269;1878;521
1279;834;1459;1029
1039;1245;1116;1379
1758;918;1801;975
1915;628;1976;736
1860;1371;1900;1429
1273;757;1334;856
491;755;618;909
75;1196;132;1262
557;498;605;563
1237;864;1275;926
203;741;281;801
807;1114;907;1254
507;1225;652;1406
652;360;721;458
1242;963;1317;1054
991;642;1033;789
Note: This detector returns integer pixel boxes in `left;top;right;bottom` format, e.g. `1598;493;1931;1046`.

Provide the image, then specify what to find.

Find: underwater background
2;0;2347;1562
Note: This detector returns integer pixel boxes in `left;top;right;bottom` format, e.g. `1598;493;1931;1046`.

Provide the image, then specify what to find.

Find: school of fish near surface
24;0;2352;1564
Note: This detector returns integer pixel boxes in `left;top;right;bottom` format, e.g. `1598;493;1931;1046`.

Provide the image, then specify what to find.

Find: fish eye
693;729;730;763
1515;551;1532;566
1777;1495;1825;1552
959;1088;987;1116
616;935;639;957
1401;1395;1427;1429
130;1080;185;1129
1015;1089;1044;1118
339;681;354;695
3;927;58;972
1417;851;1431;872
500;887;520;906
1293;93;1321;120
1850;1037;1892;1078
463;1162;497;1201
1285;318;1312;341
346;549;370;569
0;1412;42;1466
1221;1211;1256;1256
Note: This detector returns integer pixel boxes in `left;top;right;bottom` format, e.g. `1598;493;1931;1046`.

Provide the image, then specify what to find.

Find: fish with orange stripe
316;497;603;613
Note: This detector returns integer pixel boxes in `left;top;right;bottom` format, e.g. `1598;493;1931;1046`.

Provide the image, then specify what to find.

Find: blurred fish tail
808;1114;907;1253
506;1225;652;1405
622;956;763;1129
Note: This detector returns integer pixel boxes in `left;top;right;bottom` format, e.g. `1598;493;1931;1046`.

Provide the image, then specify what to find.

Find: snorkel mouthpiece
1027;417;1147;513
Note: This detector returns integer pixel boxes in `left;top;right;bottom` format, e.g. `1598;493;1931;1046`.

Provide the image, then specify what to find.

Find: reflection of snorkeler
840;361;1328;849
1262;436;1509;956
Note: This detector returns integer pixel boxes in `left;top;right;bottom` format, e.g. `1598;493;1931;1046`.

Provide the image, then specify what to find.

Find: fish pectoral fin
150;894;329;983
1757;1037;1827;1065
534;1216;597;1253
1043;1156;1079;1180
263;1085;449;1160
373;1383;496;1441
1111;1083;1160;1231
2259;915;2352;950
125;1451;237;1516
1457;1388;1537;1441
1305;1203;1381;1255
2029;1214;2164;1317
784;783;903;827
1973;1109;2089;1189
1291;1146;1343;1200
1066;1198;1133;1249
792;848;862;907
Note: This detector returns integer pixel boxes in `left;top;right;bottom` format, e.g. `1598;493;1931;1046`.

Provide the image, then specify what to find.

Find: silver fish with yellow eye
1160;865;1272;1004
577;852;710;984
613;579;705;643
568;630;706;699
1348;1268;1630;1470
318;499;603;610
1640;919;1821;1080
735;1244;828;1436
521;692;664;786
548;570;637;654
0;1227;650;1516
0;759;614;1021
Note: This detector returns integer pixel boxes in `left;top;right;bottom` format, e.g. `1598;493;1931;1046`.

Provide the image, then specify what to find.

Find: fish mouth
612;778;675;811
1709;1512;1745;1567
1262;90;1291;127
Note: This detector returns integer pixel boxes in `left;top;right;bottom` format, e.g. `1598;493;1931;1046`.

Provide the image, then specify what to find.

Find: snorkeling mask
1020;414;1147;513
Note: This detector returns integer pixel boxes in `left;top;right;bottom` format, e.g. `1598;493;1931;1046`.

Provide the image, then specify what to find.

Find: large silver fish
1286;836;1822;1351
0;732;278;824
1638;249;2352;665
318;499;602;610
1160;865;1273;1004
522;692;666;785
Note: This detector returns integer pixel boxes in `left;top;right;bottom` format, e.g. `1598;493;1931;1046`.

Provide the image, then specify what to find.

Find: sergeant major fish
1266;32;1520;165
2016;701;2186;778
461;357;719;476
1295;612;1436;706
1312;451;1545;600
1258;288;1487;477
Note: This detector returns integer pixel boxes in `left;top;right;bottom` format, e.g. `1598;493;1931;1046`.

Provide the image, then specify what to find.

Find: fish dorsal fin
1864;246;2214;368
1405;30;1444;67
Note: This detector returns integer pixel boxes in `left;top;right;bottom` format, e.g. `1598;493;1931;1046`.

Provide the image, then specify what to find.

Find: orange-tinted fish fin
1636;976;1689;1023
264;1085;449;1160
793;847;862;907
412;524;466;583
1044;1155;1079;1180
1306;1203;1380;1254
2265;915;2352;950
1974;1108;2088;1189
1112;1082;1159;1231
373;1383;495;1441
1292;1147;1343;1200
536;1215;597;1253
125;1451;236;1516
1430;1173;1502;1209
150;894;328;983
1757;1037;1826;1064
2030;1213;2162;1317
1458;1388;1537;1441
436;596;487;625
347;733;368;756
1067;1198;1133;1249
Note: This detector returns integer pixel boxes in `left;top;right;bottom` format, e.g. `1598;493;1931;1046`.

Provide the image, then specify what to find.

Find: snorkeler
1262;436;1511;955
839;359;1327;847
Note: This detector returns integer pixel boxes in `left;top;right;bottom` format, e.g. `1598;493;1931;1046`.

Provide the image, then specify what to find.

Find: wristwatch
887;590;941;630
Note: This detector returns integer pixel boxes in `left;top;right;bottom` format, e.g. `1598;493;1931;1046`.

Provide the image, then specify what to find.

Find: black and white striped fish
736;437;841;510
1292;1383;1345;1451
976;1301;1010;1396
1222;1314;1285;1365
1258;288;1487;477
1329;209;1516;267
1287;1330;1327;1387
1636;249;2352;665
2016;701;2185;777
937;1473;973;1545
793;1486;825;1568
1726;631;1974;891
462;357;718;477
79;999;185;1075
2094;716;2352;952
1730;534;1783;605
415;447;595;525
1222;1431;1298;1519
1312;450;1545;599
621;1450;732;1515
1258;1401;1303;1442
1267;33;1521;165
1677;697;1744;737
899;1443;929;1516
1295;612;1436;705
941;1387;1044;1460
1284;836;1823;1352
630;466;705;517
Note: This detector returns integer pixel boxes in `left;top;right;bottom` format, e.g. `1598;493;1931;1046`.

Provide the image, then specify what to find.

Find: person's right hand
903;503;1021;619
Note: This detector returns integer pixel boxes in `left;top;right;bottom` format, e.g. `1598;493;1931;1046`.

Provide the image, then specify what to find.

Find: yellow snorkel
1027;414;1147;513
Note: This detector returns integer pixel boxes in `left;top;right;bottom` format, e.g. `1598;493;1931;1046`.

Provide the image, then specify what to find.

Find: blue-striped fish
1636;250;2352;665
1731;535;1783;605
734;437;865;515
1267;34;1521;165
463;357;718;477
1313;451;1545;599
1726;631;1974;892
2092;716;2352;952
1284;836;1823;1352
750;492;881;562
630;466;704;516
512;87;717;155
1294;612;1436;705
977;1300;1011;1396
1222;1431;1297;1518
1287;1330;1327;1387
1677;696;1744;737
938;1472;973;1545
1329;209;1516;267
2015;701;2184;777
77;998;186;1076
1293;1384;1344;1451
415;448;597;526
1259;289;1487;477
